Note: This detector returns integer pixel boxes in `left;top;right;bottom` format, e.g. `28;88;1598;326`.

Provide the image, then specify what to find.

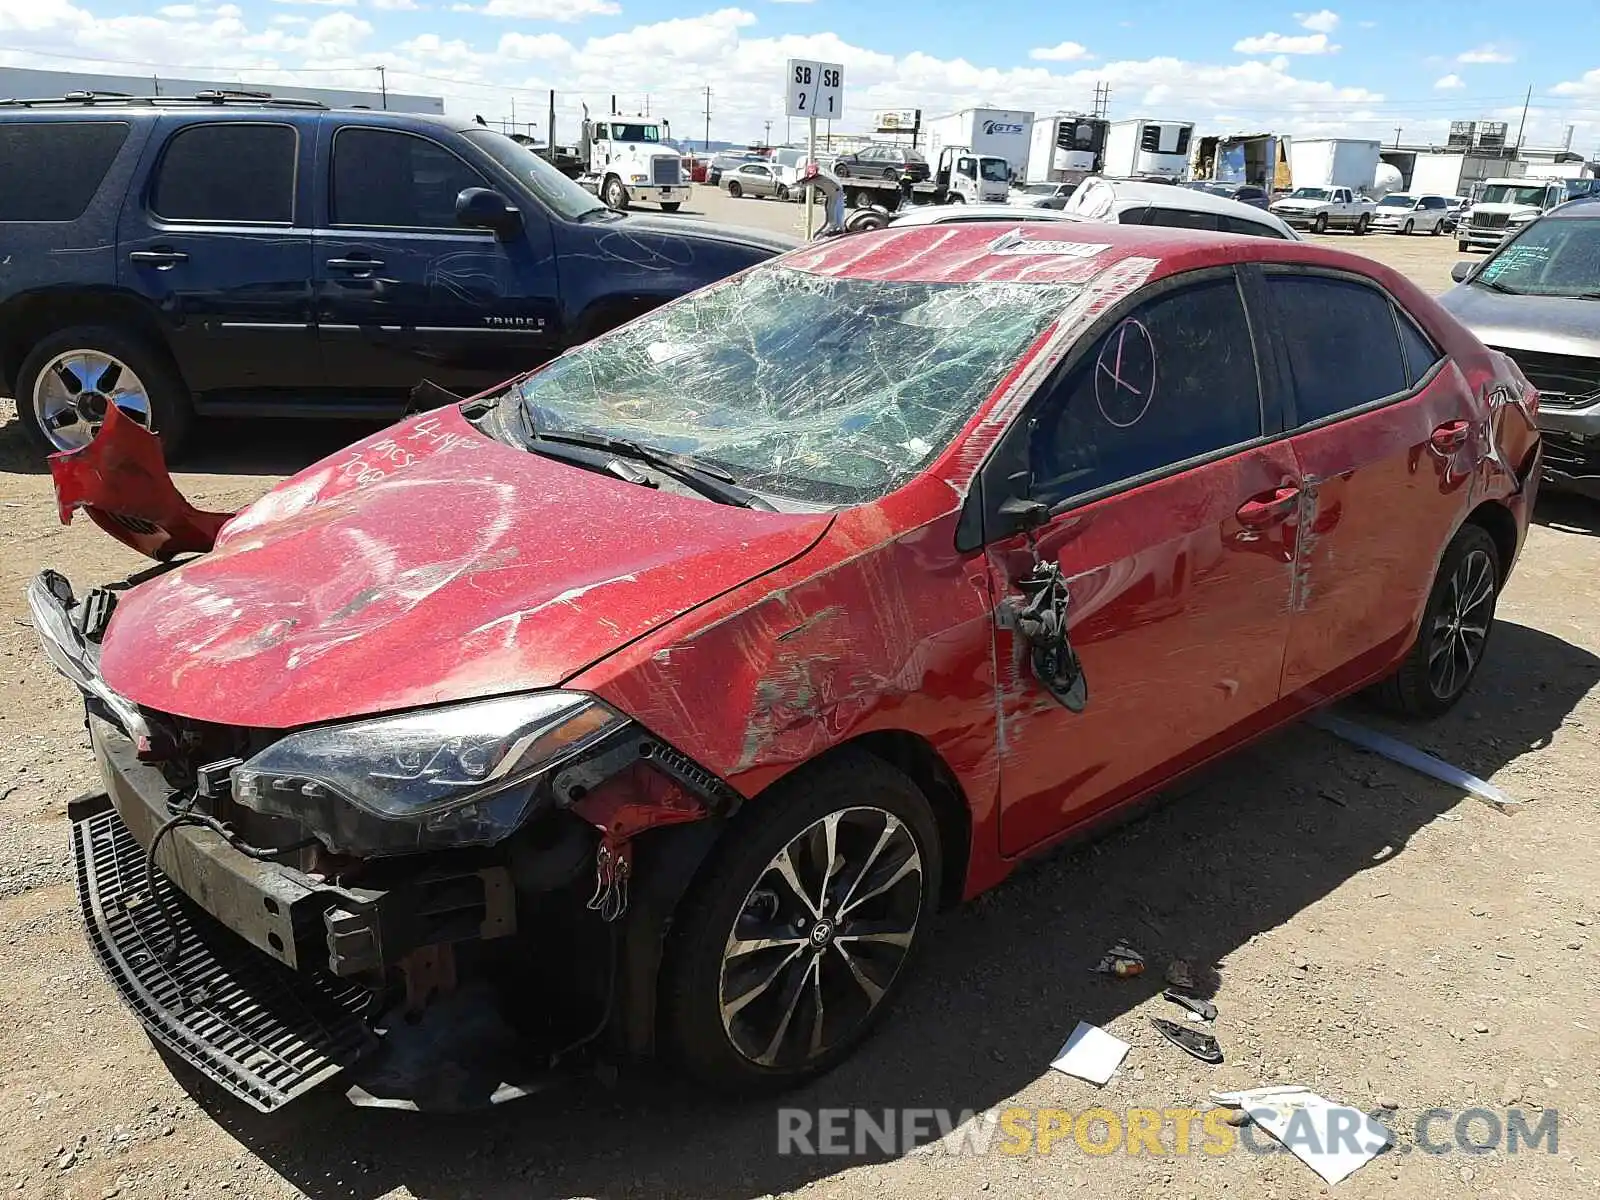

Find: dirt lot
1;197;1595;1200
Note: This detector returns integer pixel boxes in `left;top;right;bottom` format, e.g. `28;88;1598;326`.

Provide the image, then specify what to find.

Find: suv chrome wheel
719;806;923;1070
1427;546;1495;701
32;350;152;451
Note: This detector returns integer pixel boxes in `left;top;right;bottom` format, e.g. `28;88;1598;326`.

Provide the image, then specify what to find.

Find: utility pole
1092;81;1111;120
376;64;387;110
763;119;772;148
1513;84;1532;153
702;86;712;151
548;89;556;150
644;94;650;117
511;95;517;136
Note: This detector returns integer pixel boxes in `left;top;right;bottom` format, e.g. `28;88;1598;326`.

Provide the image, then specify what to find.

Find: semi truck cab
579;116;688;212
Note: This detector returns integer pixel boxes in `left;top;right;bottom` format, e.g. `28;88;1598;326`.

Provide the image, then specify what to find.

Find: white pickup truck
1268;186;1376;234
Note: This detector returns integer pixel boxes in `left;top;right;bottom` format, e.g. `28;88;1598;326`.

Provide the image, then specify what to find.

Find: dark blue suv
0;93;795;457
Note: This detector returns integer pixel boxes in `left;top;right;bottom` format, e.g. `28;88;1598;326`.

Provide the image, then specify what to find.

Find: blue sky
2;0;1599;149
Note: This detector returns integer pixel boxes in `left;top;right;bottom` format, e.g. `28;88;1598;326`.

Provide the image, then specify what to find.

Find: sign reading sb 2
785;59;844;120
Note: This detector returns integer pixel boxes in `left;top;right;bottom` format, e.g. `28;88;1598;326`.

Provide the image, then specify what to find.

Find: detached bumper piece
71;797;377;1112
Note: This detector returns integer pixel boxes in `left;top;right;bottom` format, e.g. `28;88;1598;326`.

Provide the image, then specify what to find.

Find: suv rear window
151;123;297;224
0;121;129;222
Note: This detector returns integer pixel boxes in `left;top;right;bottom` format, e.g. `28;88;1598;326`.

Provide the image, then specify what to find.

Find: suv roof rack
0;90;329;110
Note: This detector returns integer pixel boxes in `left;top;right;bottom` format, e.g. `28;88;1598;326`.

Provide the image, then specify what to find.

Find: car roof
889;204;1080;227
783;220;1397;287
1070;176;1301;238
1546;196;1600;219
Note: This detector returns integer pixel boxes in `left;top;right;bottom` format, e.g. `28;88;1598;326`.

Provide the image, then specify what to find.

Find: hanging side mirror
999;495;1049;534
1450;261;1474;283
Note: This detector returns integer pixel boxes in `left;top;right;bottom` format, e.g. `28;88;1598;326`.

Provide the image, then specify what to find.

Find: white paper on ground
1210;1085;1391;1186
1049;1022;1130;1086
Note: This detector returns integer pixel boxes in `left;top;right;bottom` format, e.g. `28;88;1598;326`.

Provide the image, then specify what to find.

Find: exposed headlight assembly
233;692;626;856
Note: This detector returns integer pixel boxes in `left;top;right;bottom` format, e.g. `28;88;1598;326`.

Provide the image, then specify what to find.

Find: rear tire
1369;523;1501;719
726;181;743;199
16;324;193;460
661;751;941;1094
1355;213;1371;235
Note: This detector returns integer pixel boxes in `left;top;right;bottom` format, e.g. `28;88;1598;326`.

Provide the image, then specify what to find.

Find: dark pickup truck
0;92;795;457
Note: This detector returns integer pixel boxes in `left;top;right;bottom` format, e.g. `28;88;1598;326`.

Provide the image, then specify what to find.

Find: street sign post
786;58;844;237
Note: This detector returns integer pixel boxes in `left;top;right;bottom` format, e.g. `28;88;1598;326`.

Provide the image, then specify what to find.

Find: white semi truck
577;114;689;212
1027;113;1109;185
1101;118;1196;181
923;107;1034;182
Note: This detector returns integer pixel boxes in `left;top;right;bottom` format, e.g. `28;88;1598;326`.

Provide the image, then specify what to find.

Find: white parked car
886;202;1084;228
1369;192;1453;235
1268;185;1376;234
1061;176;1302;240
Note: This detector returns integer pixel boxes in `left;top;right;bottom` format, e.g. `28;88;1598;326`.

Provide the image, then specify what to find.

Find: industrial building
1379;120;1597;198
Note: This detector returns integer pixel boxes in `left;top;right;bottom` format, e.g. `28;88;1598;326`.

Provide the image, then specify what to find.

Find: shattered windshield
507;266;1080;505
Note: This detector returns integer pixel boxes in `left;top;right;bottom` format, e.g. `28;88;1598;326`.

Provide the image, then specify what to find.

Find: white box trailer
1288;138;1381;194
1102;118;1196;180
924;107;1034;180
1027;114;1108;184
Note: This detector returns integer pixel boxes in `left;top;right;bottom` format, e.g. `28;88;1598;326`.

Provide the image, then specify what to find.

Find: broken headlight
232;693;626;856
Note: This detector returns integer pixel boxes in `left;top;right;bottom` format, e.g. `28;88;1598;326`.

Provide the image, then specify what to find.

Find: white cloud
766;0;813;4
270;12;309;23
1233;31;1338;55
1433;73;1464;90
1029;41;1092;63
1457;44;1514;64
370;0;424;8
1295;9;1339;33
271;0;357;7
455;0;619;16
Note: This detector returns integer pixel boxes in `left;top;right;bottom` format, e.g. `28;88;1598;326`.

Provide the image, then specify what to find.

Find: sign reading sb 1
785;58;844;120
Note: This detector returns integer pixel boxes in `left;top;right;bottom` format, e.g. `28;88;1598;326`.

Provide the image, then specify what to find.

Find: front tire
1371;523;1501;718
775;184;790;201
1402;219;1414;235
1458;240;1470;252
1312;213;1329;234
661;751;941;1094
16;324;193;459
603;177;629;211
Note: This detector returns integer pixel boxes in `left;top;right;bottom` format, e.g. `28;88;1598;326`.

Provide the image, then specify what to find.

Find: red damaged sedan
31;221;1542;1112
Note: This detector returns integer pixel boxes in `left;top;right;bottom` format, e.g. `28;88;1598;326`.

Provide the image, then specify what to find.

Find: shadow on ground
158;618;1597;1200
1533;489;1600;538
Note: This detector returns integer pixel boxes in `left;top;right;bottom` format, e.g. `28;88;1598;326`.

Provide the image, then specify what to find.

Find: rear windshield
508;266;1080;504
0;120;129;221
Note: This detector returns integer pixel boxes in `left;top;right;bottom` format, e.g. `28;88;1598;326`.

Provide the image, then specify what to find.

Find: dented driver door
983;271;1301;857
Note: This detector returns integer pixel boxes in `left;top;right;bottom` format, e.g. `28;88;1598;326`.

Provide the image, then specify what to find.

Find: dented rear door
1265;268;1479;701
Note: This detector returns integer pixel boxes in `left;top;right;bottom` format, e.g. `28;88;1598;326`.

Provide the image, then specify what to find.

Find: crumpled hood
98;408;831;729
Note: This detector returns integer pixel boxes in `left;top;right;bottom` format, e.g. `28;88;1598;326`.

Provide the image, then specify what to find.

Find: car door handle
1430;420;1470;453
1236;486;1301;529
326;257;385;272
128;249;188;267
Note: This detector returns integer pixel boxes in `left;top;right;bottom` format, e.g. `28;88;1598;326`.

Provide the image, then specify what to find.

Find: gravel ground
0;195;1595;1200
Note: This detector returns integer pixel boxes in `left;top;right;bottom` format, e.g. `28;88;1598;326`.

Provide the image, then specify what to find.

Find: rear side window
1397;312;1443;384
332;127;488;229
1268;275;1409;424
1219;214;1286;239
0;121;129;222
1027;277;1263;505
151;123;296;223
1114;206;1151;225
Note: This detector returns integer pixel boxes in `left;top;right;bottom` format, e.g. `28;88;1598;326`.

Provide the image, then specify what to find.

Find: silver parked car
1438;198;1600;498
1063;176;1301;240
723;160;791;200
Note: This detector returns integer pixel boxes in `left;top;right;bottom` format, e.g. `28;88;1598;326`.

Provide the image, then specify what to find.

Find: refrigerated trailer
1102;118;1196;181
1191;132;1292;191
1027;113;1109;185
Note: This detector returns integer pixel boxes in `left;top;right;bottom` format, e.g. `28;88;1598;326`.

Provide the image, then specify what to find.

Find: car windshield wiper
1473;277;1522;295
513;407;775;510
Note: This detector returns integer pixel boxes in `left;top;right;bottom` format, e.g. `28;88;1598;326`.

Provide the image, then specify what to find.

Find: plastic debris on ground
1163;989;1217;1022
1050;1022;1130;1086
1091;943;1145;977
1149;1016;1222;1063
1307;710;1521;812
1210;1085;1392;1185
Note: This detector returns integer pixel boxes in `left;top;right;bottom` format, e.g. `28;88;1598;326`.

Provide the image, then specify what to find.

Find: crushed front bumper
70;793;377;1111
